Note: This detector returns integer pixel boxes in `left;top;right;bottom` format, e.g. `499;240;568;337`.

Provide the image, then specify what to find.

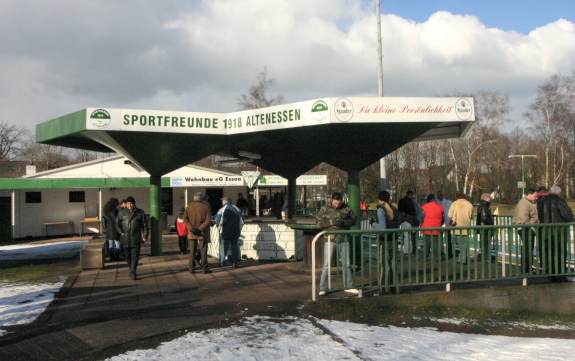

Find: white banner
257;175;327;186
85;97;473;135
170;175;244;187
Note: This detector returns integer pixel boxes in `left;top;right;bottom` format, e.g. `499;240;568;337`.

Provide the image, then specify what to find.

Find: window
69;191;85;203
25;192;42;203
161;188;173;215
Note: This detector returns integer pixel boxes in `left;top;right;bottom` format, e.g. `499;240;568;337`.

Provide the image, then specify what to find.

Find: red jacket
421;201;444;235
175;218;188;237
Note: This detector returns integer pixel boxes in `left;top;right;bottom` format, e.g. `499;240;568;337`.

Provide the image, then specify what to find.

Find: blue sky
373;0;574;33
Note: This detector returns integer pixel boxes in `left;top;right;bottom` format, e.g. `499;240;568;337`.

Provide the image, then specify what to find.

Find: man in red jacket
421;194;444;257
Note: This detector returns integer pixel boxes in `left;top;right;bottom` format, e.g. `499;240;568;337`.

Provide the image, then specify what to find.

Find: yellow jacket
448;198;474;235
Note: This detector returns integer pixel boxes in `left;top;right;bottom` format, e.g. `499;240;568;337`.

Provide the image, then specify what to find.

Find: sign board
241;171;261;188
257;175;327;187
85;97;474;135
170;175;243;187
517;181;526;189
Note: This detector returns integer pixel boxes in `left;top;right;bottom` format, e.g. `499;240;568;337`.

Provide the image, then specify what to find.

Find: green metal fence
311;222;575;301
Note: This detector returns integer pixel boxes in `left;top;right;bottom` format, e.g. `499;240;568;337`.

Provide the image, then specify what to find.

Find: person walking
184;192;212;274
215;197;244;268
421;194;444;257
115;196;149;280
476;193;495;259
103;197;121;261
448;194;474;263
512;188;539;275
537;185;574;281
175;208;189;254
316;192;357;296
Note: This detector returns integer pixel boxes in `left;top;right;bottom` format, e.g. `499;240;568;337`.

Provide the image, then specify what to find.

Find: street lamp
376;0;387;191
508;154;537;198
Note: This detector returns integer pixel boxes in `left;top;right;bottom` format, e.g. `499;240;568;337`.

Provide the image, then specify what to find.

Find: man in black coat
116;196;149;280
476;193;494;260
537;185;574;281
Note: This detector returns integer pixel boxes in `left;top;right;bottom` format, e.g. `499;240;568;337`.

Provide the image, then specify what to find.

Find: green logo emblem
311;100;328;113
311;100;328;121
89;109;111;127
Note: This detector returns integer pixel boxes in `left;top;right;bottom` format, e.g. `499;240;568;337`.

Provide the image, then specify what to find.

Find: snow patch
0;241;86;261
0;279;65;336
107;316;575;360
106;316;358;361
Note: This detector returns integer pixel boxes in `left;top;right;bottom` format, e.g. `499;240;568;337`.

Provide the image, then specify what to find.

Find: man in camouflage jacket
315;192;357;296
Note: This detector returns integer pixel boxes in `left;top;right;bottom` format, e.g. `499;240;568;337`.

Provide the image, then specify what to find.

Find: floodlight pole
508;154;537;198
376;0;387;191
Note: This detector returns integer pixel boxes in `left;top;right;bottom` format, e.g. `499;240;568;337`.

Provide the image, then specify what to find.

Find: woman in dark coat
103;198;121;260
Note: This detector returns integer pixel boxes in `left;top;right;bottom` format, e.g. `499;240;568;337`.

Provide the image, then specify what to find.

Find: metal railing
311;222;575;301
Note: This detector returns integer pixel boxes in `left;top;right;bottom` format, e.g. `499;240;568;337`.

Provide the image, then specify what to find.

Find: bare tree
238;67;284;110
525;73;575;189
0;122;27;160
20;136;71;171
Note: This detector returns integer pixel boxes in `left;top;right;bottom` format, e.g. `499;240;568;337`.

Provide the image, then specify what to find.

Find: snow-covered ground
0;278;65;336
107;316;575;361
0;241;86;261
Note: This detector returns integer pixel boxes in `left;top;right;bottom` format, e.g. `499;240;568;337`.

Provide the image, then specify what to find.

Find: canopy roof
37;97;475;177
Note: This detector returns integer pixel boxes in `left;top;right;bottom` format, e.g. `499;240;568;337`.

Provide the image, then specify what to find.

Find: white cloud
0;0;574;129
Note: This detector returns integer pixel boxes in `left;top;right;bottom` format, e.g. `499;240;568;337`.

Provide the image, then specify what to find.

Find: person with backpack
215;197;244;268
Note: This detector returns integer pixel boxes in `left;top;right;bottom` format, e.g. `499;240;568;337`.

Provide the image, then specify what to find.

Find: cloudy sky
1;0;574;131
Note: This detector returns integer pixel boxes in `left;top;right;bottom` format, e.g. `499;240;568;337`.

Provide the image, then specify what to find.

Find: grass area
304;296;575;337
0;258;80;284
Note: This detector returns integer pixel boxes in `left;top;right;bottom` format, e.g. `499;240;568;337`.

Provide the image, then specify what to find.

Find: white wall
13;186;249;238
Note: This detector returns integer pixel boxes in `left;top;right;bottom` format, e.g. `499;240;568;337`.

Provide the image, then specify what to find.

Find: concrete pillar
287;176;297;219
255;187;260;216
98;188;103;234
11;190;15;240
150;175;162;256
347;169;361;229
184;187;189;206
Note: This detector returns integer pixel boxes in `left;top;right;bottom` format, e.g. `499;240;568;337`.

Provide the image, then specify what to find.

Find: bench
43;221;74;236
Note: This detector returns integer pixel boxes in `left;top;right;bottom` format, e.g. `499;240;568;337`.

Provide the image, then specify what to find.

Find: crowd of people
102;192;244;280
316;186;575;296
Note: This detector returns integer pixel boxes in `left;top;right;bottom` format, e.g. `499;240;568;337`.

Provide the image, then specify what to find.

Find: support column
150;175;162;256
98;188;103;234
11;190;16;241
303;186;307;210
255;187;260;216
287;176;297;219
184;187;189;206
347;169;361;230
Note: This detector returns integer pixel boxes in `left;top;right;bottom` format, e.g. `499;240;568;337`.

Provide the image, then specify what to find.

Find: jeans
107;239;121;259
454;235;469;263
320;237;353;291
220;237;240;265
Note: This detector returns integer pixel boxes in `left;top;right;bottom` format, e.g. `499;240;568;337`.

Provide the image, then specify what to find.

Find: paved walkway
0;243;311;361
